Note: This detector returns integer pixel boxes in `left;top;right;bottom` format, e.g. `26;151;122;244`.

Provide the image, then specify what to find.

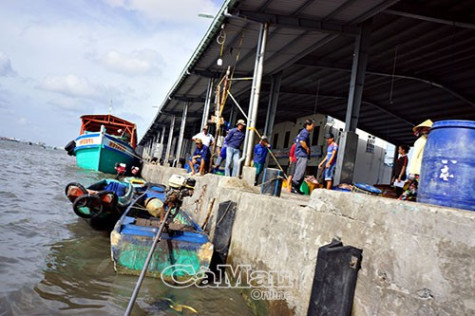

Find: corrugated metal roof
140;0;475;147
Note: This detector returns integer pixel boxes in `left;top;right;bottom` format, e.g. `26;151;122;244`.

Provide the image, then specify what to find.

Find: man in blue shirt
253;135;270;185
291;119;315;194
318;133;338;189
188;139;210;175
224;119;246;177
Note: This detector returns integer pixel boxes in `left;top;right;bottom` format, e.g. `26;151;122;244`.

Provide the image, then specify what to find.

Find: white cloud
104;0;219;23
0;0;223;146
38;74;99;98
100;49;162;76
0;52;15;76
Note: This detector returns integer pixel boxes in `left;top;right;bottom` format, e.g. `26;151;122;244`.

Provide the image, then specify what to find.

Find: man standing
291;119;314;194
286;141;297;192
224;119;246;177
188;139;210;175
253;136;270;185
192;125;214;148
318;133;338;190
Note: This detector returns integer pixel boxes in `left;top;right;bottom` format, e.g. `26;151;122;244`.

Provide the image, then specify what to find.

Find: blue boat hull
110;185;213;281
74;133;136;174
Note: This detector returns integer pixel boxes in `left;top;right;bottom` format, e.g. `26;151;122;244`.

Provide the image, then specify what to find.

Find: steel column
335;19;372;185
156;125;166;162
244;22;269;167
264;72;282;139
345;19;372;132
164;115;175;166
175;102;188;167
201;78;214;129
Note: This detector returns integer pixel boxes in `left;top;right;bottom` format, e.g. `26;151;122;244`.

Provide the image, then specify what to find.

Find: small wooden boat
68;114;139;174
110;180;214;282
65;179;135;230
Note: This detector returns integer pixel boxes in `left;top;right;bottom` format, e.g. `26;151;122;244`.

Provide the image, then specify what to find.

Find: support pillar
345;19;372;132
202;78;214;129
156;125;166;163
170;137;177;167
175;102;188;168
147;139;153;160
335;19;372;185
164;115;175;166
264;72;282;139
244;22;269;167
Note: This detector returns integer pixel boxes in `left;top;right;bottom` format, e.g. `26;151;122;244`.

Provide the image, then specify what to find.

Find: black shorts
287;162;296;176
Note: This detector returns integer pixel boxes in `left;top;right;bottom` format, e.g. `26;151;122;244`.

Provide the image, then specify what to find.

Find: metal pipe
227;91;248;120
201;78;214;129
175;103;188;167
244;22;269;167
124;206;173;316
164;115;175;165
157;125;166;162
384;9;475;30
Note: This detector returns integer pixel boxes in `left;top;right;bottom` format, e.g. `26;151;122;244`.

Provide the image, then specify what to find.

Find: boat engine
163;175;196;216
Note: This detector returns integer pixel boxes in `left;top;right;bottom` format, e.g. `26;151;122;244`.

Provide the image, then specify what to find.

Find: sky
0;0;223;147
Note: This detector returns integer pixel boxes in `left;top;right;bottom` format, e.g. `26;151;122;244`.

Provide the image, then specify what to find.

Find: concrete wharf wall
142;163;475;316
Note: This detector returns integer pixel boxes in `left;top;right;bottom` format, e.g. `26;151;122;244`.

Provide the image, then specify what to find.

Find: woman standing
399;119;433;201
392;145;409;198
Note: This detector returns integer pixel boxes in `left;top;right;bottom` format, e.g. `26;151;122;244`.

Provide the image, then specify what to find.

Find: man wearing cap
192;125;215;148
318;133;338;190
253;136;270;185
291;119;315;194
188;138;210;175
224;119;246;177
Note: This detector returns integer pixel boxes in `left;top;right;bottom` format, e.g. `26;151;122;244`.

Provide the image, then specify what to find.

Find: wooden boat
65;179;135;230
110;181;214;282
69;114;138;174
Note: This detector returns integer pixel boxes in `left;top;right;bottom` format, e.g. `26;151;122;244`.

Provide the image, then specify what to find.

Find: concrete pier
142;163;475;315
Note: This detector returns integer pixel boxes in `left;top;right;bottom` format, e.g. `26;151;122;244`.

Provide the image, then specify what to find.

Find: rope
248;127;289;180
208;30;247;172
256;176;284;188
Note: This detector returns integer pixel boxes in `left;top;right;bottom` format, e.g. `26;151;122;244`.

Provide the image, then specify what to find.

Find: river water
0;140;253;315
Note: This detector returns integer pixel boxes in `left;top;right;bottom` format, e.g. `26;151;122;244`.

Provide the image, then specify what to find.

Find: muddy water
0;140;253;315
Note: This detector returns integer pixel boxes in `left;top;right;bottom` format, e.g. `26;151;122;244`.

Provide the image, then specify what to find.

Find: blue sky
0;0;222;146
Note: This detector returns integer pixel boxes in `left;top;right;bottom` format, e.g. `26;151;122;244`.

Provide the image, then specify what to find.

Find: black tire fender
72;194;103;218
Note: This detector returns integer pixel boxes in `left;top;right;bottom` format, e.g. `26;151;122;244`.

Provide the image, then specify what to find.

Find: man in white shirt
192;125;214;148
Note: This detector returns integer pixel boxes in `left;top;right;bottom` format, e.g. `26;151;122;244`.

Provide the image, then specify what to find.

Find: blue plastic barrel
260;168;283;197
418;120;475;211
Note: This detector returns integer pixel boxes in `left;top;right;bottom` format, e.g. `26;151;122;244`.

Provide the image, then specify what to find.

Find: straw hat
412;119;433;132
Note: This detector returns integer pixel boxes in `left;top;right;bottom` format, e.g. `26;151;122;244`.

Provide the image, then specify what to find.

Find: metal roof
140;0;475;147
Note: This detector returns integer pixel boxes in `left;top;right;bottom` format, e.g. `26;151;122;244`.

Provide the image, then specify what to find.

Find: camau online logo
161;264;293;300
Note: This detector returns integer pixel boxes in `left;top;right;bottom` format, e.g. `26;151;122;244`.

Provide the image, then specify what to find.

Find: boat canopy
80;114;137;148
